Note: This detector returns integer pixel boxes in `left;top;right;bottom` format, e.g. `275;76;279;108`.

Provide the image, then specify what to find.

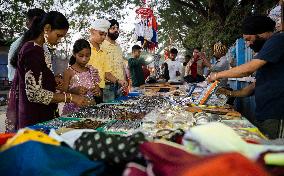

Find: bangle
69;93;72;103
63;92;67;103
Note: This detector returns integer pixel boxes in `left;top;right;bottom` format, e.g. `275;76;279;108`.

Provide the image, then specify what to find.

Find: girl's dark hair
10;11;69;68
69;39;91;65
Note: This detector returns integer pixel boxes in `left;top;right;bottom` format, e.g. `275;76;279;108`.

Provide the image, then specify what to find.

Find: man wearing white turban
88;19;127;103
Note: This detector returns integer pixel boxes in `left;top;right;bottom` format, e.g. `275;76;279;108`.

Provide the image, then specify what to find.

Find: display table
30;82;267;143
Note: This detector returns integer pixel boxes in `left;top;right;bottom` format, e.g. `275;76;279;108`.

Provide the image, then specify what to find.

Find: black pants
184;74;205;83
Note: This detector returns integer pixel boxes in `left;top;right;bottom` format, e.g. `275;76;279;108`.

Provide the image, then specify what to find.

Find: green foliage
158;0;278;53
0;0;55;42
0;0;279;53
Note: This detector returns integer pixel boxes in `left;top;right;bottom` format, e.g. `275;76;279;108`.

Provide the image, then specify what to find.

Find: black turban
108;19;119;28
242;16;276;35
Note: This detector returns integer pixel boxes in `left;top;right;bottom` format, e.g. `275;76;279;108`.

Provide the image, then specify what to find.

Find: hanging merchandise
134;4;158;52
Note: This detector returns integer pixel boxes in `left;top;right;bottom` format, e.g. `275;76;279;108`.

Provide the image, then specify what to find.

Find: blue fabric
0;141;105;176
27;125;53;134
254;33;284;120
151;29;157;43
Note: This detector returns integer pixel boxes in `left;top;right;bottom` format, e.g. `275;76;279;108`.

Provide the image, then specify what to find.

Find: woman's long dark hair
69;39;91;65
10;11;69;68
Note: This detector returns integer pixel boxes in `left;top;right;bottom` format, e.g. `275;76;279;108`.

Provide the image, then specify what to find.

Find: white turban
90;19;111;33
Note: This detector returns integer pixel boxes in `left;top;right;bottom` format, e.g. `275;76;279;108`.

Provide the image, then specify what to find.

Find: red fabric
175;135;183;144
152;16;158;31
135;7;153;18
142;66;150;81
140;142;269;176
123;162;147;176
190;57;199;78
0;133;15;145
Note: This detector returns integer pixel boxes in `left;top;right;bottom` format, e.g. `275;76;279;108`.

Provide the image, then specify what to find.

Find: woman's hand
75;86;88;95
91;85;101;96
71;94;91;107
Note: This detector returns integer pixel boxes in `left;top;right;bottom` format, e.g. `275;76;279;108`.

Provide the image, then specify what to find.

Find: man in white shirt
166;48;182;83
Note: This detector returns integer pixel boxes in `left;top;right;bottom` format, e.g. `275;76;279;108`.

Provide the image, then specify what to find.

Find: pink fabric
68;65;100;90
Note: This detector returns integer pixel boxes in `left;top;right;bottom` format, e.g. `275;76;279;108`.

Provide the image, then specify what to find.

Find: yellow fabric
101;40;126;81
0;128;60;151
89;47;112;88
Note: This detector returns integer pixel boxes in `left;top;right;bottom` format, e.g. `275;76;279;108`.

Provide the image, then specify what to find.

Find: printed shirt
101;40;126;81
89;47;112;88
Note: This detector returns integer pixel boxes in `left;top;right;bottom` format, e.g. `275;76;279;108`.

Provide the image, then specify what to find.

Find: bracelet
69;93;73;103
63;92;67;103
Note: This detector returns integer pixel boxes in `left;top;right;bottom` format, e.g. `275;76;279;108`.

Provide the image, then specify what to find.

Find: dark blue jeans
103;83;122;102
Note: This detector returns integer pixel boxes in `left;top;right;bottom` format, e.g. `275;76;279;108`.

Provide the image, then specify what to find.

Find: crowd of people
6;9;129;131
5;8;284;140
162;43;229;86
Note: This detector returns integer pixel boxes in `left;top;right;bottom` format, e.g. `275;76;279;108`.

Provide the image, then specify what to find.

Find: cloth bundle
0;141;105;176
75;132;146;164
123;141;268;176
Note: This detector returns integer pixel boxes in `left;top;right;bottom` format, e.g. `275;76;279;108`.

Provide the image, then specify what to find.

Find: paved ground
0;90;8;132
0;105;7;132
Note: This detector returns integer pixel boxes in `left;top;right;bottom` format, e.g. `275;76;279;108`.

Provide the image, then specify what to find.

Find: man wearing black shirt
209;16;284;139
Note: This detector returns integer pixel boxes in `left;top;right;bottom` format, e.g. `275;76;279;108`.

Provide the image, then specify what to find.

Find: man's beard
249;35;266;53
108;32;119;40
